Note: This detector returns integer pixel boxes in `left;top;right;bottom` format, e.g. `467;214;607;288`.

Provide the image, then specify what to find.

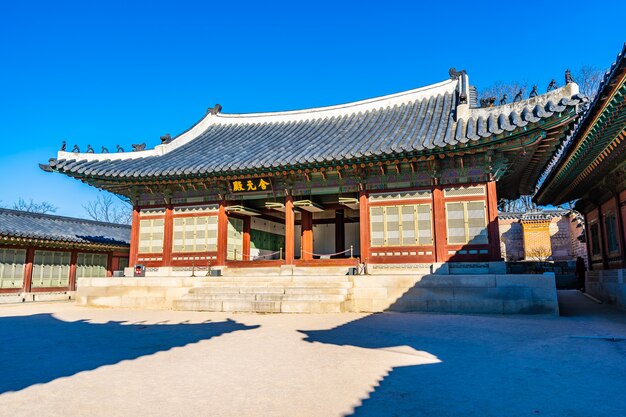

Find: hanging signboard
229;177;272;193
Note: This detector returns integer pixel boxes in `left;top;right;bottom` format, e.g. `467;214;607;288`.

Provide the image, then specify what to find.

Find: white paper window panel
0;248;26;280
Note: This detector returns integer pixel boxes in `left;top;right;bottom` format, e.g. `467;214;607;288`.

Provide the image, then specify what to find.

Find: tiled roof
43;75;585;181
0;208;131;247
536;43;626;205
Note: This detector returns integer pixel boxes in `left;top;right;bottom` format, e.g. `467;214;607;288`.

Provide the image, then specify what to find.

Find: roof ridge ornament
514;89;523;102
60;140;66;151
529;85;538;98
160;133;172;144
132;143;146;152
499;94;507;105
547;79;558;92
101;146;109;153
448;68;467;79
71;144;80;153
207;104;222;115
86;144;94;153
565;69;575;84
116;144;124;153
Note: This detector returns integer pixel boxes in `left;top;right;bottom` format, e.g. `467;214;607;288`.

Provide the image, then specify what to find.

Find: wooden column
129;206;140;267
69;250;78;291
359;190;370;263
243;217;251;261
335;209;345;257
216;201;228;266
486;180;502;261
432;186;447;262
22;247;34;293
584;212;594;271
301;210;313;260
284;195;295;264
162;205;174;266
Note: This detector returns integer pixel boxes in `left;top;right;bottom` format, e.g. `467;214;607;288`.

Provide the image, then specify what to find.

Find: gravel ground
0;290;624;417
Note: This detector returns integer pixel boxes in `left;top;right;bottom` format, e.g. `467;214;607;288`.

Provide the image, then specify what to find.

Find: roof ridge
0;208;131;229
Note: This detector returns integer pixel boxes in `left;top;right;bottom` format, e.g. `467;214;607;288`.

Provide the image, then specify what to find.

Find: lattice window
138;219;164;254
589;222;601;256
32;250;71;288
604;213;619;254
172;216;218;253
227;218;244;260
0;248;25;289
369;204;432;247
445;201;488;245
77;253;108;278
443;186;486;197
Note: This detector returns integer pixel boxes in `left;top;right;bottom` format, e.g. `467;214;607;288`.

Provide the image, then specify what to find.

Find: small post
350;245;353;259
191;258;196;277
206;260;212;277
280;247;283;260
234;248;238;261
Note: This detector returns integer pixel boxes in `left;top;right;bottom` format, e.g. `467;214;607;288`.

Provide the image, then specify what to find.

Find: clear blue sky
1;0;625;218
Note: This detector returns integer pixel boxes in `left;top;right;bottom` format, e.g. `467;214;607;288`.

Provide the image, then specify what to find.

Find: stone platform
76;264;559;315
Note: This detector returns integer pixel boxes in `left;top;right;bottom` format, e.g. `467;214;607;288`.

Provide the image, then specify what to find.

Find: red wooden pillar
243;217;251;261
359;190;370;263
129;206;140;266
216;201;228;266
486;181;502;261
284;195;295;264
108;254;117;277
432;186;447;262
301;210;313;260
162;205;174;266
584;212;594;271
22;247;34;293
335;209;345;257
69;250;78;291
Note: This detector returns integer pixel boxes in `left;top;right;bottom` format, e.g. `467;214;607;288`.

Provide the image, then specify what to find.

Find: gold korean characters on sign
231;177;271;193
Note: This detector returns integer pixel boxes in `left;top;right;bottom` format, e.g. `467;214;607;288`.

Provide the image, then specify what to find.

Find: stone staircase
173;267;354;313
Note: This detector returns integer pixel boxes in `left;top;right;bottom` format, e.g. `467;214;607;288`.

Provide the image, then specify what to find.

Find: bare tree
83;194;132;224
573;65;604;100
498;195;537;213
480;80;529;104
10;198;58;214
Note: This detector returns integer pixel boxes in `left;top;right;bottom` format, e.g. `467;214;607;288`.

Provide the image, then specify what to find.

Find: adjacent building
0;208;130;303
536;43;626;308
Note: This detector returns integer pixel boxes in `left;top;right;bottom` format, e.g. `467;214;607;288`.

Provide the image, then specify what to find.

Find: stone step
194;275;352;284
188;286;349;295
172;299;344;313
194;281;352;288
180;292;346;302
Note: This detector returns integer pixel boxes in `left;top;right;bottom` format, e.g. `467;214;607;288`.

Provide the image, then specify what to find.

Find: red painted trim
432;187;447;262
359;190;370;263
22;247;34;293
486;181;502;261
284;195;295;264
130;206;140;266
29;287;71;293
0;288;22;294
294;258;356;267
69;250;78;291
300;210;313;260
243;217;251;260
162;205;174;266
225;260;284;268
216;201;228;266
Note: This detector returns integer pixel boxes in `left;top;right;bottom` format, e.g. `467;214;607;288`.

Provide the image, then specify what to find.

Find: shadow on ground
0;313;258;393
300;305;626;417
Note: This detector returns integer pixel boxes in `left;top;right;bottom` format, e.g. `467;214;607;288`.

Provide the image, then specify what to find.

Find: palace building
41;73;585;272
0;208;130;303
39;71;587;313
536;43;626;309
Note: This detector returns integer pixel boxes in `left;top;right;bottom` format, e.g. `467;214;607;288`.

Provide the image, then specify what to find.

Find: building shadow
0;313;258;393
299;311;626;417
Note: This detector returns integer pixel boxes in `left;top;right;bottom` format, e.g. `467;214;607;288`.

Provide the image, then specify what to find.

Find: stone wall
587;269;626;310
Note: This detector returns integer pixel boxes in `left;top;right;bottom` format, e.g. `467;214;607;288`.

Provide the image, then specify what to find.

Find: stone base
0;291;76;304
587;269;626;310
